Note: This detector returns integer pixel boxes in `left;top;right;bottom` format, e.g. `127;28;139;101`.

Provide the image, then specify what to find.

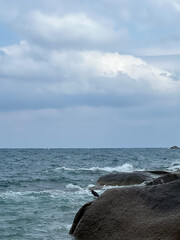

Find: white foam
0;190;65;201
66;183;92;195
0;187;93;202
55;163;140;173
55;166;75;171
0;191;38;201
91;163;134;172
66;183;83;191
167;161;180;171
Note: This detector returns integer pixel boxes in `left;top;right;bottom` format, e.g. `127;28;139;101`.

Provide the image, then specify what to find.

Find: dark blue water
0;148;180;239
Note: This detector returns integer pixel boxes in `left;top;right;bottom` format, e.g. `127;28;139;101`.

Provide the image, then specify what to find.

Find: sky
0;0;180;148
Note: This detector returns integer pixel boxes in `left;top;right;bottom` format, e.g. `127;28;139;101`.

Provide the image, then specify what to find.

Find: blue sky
0;0;180;148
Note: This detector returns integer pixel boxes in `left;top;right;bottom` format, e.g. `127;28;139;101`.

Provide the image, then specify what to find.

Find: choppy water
1;148;180;239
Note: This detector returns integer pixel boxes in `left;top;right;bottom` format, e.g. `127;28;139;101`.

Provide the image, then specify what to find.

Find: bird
91;190;99;197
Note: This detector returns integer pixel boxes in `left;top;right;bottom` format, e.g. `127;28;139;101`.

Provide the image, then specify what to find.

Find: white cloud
0;39;179;99
1;0;180;146
0;0;179;107
81;51;174;90
12;11;127;50
1;0;180;55
49;50;177;93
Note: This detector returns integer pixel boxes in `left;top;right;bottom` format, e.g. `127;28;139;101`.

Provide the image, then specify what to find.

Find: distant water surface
1;148;180;239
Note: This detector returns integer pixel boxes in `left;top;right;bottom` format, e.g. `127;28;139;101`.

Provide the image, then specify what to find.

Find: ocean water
1;148;180;240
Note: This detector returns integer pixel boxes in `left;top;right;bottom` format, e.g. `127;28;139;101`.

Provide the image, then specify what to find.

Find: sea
1;148;180;240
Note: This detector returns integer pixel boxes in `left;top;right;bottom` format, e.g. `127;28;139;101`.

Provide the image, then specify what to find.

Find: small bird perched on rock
91;190;99;197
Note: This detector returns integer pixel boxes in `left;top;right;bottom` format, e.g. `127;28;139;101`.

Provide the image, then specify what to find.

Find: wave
0;186;93;202
167;161;180;171
66;183;92;195
0;180;147;203
0;189;65;201
55;163;141;173
0;191;38;201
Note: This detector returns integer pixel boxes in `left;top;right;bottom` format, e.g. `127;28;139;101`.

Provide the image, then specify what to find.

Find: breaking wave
55;163;142;173
167;161;180;171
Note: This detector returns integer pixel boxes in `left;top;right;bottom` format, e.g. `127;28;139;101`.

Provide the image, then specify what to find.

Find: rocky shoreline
70;170;180;240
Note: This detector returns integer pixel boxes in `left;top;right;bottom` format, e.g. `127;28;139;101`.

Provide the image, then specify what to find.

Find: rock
145;170;168;175
69;201;93;235
146;172;180;185
89;185;103;191
97;171;153;186
169;146;180;149
70;180;180;240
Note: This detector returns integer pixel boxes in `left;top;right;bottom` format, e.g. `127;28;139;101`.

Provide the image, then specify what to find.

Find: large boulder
97;171;154;186
146;172;180;185
89;171;168;190
70;179;180;240
69;202;93;235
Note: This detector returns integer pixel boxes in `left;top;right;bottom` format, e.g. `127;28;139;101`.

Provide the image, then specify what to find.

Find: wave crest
55;163;138;173
168;161;180;171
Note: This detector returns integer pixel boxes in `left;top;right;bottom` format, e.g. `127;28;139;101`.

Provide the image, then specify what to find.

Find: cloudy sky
0;0;180;148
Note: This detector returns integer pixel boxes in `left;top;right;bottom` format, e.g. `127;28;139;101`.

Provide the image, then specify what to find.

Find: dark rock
169;146;180;149
146;173;180;185
70;180;180;240
145;170;168;175
69;201;93;235
97;171;153;186
89;185;103;191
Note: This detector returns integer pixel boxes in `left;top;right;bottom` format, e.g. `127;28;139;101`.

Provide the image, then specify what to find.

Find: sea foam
66;183;92;195
55;163;141;173
167;161;180;171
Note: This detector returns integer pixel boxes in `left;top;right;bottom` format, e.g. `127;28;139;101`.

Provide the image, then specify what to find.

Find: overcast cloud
0;0;180;147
